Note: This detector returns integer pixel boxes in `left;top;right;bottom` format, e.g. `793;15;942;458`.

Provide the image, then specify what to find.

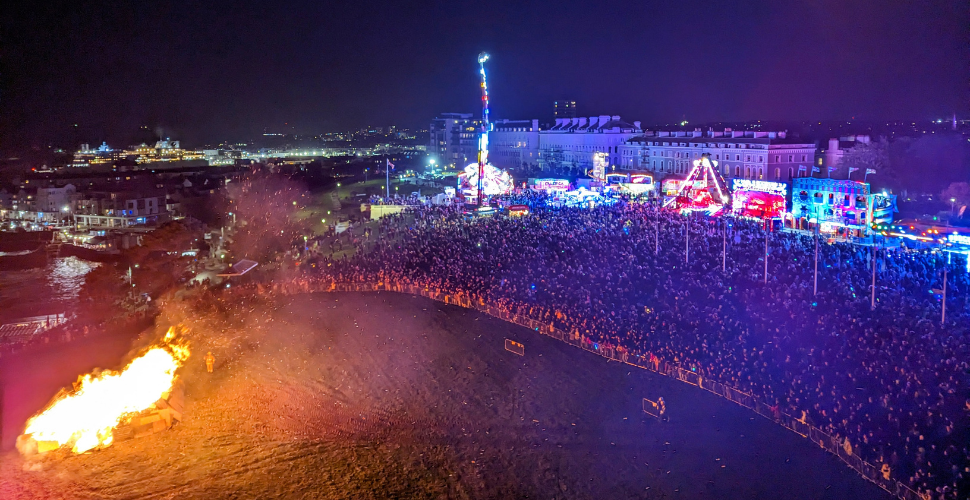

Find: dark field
0;292;889;499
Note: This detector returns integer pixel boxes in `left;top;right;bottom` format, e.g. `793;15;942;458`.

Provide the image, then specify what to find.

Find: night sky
2;0;967;148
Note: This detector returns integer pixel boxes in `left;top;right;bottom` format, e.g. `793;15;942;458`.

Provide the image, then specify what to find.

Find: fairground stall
551;187;616;209
606;173;654;197
791;178;896;237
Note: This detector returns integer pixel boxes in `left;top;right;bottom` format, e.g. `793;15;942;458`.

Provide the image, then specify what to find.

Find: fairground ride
663;153;730;215
457;52;513;204
476;52;490;205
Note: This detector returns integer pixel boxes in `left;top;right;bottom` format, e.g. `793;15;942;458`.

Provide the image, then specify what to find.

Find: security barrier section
504;339;525;356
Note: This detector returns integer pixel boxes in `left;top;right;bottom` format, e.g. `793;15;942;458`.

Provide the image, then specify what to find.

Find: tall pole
870;245;876;310
942;262;948;325
655;218;659;255
476;52;491;206
813;226;818;296
685;216;689;264
722;220;726;272
763;228;768;284
386;159;390;199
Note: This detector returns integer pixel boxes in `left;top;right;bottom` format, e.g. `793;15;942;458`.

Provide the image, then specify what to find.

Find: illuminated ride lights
476;52;490;204
663;153;730;215
458;162;513;197
459;51;513;204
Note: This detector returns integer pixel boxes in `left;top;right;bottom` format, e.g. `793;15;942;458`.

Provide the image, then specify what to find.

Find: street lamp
951;198;957;214
61;205;73;232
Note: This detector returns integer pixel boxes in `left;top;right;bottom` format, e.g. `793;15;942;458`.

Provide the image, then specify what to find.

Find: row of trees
839;134;970;198
79;219;205;318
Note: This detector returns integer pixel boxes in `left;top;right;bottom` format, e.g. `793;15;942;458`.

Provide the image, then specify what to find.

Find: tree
127;221;197;264
839;138;888;182
79;264;126;317
892;135;970;194
840;134;970;195
941;182;970;218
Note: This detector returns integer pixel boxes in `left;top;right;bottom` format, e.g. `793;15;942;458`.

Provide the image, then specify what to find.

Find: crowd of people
294;199;968;498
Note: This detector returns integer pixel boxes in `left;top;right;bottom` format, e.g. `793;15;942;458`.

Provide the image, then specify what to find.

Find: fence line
266;279;925;500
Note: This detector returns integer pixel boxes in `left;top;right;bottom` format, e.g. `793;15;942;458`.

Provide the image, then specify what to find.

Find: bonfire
18;326;190;455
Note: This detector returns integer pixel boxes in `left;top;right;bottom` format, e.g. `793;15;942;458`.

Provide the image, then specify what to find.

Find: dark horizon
2;0;967;150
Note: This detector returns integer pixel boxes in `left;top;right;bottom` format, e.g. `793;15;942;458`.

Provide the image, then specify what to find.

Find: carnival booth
792;178;896;236
552;187;615;209
607;173;654;196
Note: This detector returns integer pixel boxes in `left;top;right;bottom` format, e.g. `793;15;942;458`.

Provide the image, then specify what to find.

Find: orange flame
21;327;190;454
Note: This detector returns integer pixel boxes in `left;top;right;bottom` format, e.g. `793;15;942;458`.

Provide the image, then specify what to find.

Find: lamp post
61;205;72;233
870;245;876;310
764;227;768;284
722;219;727;272
813;223;819;296
942;260;948;325
685;215;689;264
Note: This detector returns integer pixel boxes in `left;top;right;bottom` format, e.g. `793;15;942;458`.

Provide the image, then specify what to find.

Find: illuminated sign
534;178;570;191
731;179;787;196
630;174;652;185
948;234;970;246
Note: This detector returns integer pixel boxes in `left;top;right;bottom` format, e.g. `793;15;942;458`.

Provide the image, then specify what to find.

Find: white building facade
617;129;817;182
36;184;77;213
490;115;642;174
489;119;540;170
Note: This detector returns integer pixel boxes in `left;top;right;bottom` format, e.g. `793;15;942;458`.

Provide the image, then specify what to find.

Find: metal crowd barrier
278;280;926;500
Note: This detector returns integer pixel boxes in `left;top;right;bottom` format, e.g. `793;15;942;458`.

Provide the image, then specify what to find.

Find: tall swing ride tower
457;52;511;204
476;52;490;205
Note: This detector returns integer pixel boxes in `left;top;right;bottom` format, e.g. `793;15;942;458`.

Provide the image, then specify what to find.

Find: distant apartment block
429;113;481;168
